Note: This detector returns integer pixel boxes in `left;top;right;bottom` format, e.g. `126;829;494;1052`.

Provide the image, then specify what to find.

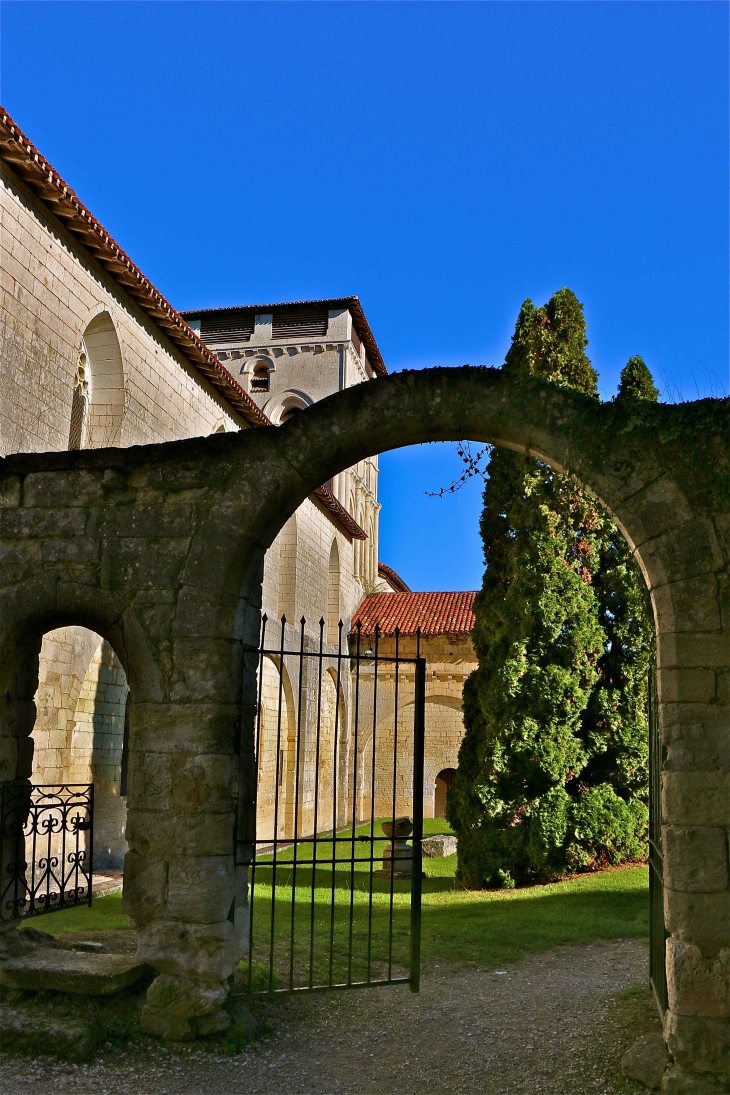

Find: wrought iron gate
239;615;425;995
0;782;93;926
648;664;668;1017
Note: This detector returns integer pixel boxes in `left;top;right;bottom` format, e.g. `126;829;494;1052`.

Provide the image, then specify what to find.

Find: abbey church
0;108;476;869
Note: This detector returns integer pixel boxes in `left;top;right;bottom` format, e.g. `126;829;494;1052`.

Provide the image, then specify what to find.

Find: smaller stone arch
327;539;341;646
434;768;457;820
265;389;313;426
81;312;126;448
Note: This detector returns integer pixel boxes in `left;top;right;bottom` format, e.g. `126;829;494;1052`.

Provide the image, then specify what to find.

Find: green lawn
25;821;649;993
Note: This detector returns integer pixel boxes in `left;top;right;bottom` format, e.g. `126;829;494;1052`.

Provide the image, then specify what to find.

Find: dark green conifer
617;355;660;402
447;290;654;887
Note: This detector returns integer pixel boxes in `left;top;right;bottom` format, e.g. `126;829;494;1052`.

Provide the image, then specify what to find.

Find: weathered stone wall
0;163;242;458
0;368;725;1074
348;633;476;820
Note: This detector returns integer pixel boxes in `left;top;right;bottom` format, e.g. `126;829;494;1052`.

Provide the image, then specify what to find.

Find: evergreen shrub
448;289;655;888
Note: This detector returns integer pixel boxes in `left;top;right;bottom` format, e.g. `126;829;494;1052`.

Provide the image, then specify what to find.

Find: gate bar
409;647;426;993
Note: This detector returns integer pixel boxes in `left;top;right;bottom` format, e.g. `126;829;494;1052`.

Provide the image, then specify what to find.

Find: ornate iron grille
238;615;425;995
648;664;668;1017
0;782;93;926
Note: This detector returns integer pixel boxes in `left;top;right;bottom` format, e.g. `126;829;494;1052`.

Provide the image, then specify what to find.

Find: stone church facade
0;107;474;869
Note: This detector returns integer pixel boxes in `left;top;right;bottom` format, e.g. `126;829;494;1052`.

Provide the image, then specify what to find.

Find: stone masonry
0;365;726;1087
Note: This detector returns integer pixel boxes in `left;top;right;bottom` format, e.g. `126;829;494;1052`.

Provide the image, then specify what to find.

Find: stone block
0;951;150;995
125;809;235;858
0;1007;99;1062
422;834;458;857
662;773;730;827
662;704;730;771
621;1033;669;1090
121;850;168;925
654;577;722;637
664;1011;730;1078
661;1064;730;1093
128;703;240;754
664;828;729;893
136;918;236;983
641;520;724;588
665;890;730;955
0;477;21;508
667;939;730;1019
168;639;241;705
0;735;18;783
660;669;718;705
139;973;230;1041
24;470;102;508
170;752;237;812
166;856;235;924
41;537;100;563
127;751;173;810
658;634;729;672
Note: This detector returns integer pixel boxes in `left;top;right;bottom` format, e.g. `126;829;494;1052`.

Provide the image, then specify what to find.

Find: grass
6;828;649;1060
17;891;128;936
20;824;649;988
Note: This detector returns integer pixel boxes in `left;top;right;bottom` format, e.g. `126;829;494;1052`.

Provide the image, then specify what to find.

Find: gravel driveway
1;937;652;1095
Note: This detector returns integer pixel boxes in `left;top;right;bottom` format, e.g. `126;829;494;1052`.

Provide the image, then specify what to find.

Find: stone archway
0;367;726;1083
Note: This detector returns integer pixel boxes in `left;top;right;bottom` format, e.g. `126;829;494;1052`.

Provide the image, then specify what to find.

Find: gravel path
1;938;649;1095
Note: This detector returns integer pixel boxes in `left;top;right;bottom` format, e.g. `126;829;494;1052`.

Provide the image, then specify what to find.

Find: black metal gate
648;664;668;1017
0;782;93;926
238;615;425;995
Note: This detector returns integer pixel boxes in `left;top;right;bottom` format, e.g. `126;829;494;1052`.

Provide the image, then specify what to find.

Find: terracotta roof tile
352;591;477;637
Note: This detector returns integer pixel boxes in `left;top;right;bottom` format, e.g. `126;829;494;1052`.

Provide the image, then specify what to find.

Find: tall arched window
68;347;90;450
278;515;297;623
327;539;341;646
82;312;126;448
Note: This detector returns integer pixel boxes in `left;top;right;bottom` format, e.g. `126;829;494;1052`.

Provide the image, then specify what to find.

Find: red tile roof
353;591;477;636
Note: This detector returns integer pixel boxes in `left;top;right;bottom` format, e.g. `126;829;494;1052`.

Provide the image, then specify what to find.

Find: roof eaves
0;107;269;429
312;485;367;540
180;296;387;377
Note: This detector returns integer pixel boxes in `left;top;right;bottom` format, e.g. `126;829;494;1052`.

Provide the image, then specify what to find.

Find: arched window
327;539;341;646
250;361;270;393
81;313;126;448
68;348;90;450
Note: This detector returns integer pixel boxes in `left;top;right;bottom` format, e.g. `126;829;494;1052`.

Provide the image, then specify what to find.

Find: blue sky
2;2;727;590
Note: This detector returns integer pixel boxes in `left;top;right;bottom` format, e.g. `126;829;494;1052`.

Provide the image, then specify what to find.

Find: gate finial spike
319;617;325;628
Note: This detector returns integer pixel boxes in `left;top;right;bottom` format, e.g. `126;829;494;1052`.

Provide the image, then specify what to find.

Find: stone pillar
659;620;730;1093
122;682;240;1040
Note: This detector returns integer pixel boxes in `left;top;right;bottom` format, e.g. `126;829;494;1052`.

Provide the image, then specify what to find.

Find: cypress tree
448;291;655;887
617;355;660;402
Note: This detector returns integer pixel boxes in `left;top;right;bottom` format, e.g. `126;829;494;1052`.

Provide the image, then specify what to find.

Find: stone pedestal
379;817;413;878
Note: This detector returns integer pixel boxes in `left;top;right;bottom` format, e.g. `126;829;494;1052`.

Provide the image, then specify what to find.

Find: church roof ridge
0;106;269;429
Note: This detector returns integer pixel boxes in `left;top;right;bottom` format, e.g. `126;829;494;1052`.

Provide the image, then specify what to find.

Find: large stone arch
0;367;726;1078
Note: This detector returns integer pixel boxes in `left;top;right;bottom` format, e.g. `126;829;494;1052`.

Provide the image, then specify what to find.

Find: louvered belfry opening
272;308;329;340
199;312;255;345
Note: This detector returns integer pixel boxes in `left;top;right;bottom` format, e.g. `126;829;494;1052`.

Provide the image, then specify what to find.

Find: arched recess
327;539;341;646
256;655;296;842
82;312;126;448
32;627;129;868
434;768;457;820
277;515;298;624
